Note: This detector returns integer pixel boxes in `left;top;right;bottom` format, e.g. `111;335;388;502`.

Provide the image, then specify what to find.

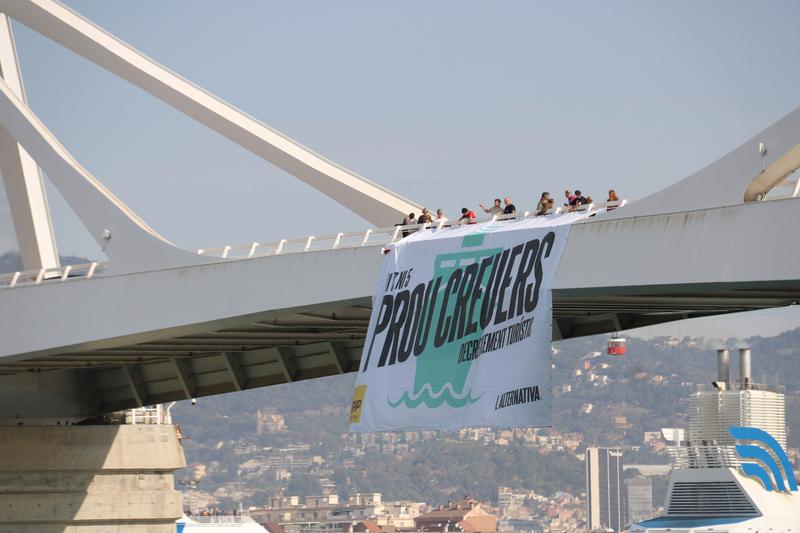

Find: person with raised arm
479;198;503;216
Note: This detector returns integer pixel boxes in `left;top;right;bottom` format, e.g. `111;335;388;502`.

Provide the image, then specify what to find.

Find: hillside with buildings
172;327;800;531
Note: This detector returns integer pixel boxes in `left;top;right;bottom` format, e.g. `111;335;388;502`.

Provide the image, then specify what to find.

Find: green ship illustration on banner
389;231;501;409
352;215;567;431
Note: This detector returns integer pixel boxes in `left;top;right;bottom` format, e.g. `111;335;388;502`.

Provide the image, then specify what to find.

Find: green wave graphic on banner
389;234;501;409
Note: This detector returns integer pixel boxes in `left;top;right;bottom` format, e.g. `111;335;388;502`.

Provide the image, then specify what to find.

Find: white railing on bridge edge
0;200;630;288
196;200;629;259
0;261;103;290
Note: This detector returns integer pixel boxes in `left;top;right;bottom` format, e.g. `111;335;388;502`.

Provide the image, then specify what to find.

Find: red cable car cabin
607;336;626;356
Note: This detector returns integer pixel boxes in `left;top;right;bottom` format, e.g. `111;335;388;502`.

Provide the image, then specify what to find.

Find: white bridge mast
0;0;420;272
0;13;58;272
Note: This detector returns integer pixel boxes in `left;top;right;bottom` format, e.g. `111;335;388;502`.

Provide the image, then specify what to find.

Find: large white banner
349;212;586;432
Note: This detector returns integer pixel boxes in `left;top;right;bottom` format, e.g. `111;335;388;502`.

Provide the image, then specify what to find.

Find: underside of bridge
0;303;371;422
2;279;797;422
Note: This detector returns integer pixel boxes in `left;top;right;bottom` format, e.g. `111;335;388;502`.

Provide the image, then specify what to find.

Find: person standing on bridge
607;189;620;210
537;196;554;216
536;192;551;213
503;197;516;215
400;212;416;237
459;208;477;224
479;198;503;216
573;190;589;207
417;208;433;224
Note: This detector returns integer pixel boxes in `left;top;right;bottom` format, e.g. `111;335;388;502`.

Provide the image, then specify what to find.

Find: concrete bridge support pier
0;424;185;532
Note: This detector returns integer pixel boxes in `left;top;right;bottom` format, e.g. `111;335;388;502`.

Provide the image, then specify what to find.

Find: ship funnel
716;349;730;385
739;348;752;389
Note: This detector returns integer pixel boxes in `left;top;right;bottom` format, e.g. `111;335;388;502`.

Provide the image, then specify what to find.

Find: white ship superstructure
177;514;268;533
631;348;800;533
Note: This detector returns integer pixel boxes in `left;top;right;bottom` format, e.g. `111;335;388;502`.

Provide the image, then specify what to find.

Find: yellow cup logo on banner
350;384;367;423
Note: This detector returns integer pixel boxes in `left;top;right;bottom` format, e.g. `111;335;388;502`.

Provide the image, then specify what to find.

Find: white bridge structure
0;0;800;425
1;2;799;530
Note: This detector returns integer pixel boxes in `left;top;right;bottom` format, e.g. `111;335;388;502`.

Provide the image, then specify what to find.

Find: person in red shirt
458;207;477;224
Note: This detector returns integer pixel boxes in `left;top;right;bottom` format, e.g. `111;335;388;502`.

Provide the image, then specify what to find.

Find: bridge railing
196;227;404;260
0;200;629;286
0;261;103;289
196;200;629;259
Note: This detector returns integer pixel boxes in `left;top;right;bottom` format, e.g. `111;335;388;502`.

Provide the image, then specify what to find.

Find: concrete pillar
0;424;185;532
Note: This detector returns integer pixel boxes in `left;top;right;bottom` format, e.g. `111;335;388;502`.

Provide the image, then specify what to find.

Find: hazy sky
2;1;800;335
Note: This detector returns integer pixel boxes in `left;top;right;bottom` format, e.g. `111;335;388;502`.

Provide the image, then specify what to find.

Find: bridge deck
1;198;799;421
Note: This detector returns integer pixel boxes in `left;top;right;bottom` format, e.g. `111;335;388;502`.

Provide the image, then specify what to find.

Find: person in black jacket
503;197;516;215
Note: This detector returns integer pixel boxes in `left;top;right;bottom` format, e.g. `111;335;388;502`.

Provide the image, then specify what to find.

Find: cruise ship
631;348;800;532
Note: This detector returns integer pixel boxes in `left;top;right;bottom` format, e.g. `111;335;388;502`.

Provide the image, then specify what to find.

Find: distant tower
626;477;653;525
256;409;265;435
586;447;626;532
